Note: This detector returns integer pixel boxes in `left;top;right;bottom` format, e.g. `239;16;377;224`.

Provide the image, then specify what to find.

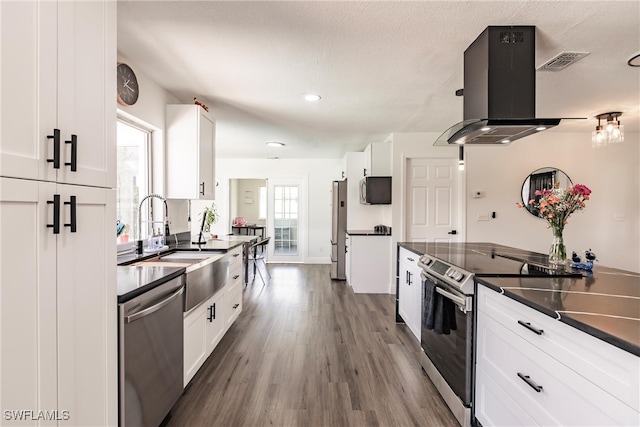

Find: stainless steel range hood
435;26;562;146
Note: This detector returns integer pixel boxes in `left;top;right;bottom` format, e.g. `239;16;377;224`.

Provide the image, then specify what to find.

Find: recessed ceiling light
266;141;285;147
304;93;321;102
501;139;511;144
536;126;547;131
481;127;491;132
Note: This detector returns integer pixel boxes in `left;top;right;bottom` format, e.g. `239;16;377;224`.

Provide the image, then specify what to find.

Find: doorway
405;158;462;243
267;177;307;263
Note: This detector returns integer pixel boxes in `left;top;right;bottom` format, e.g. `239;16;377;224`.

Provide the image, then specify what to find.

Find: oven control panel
418;254;474;294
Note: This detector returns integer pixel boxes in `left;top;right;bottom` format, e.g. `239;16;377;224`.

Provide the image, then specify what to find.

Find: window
258;186;267;220
117;119;150;241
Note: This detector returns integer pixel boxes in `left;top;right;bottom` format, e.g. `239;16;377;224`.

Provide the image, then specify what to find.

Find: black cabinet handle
363;168;367;177
407;257;415;262
200;182;205;195
64;134;77;172
212;303;216;320
233;303;239;309
518;320;544;335
233;274;240;280
207;304;215;322
232;253;240;258
447;230;457;235
47;129;60;169
47;194;61;234
408;271;412;286
63;196;77;232
341;171;345;179
517;372;543;392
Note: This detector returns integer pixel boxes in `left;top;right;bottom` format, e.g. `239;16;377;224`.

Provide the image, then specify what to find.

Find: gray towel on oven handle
423;278;437;330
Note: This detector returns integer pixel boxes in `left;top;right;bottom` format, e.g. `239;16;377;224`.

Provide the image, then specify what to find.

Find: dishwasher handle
125;286;184;323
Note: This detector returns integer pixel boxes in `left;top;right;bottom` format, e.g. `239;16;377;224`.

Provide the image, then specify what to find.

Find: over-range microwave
359;176;392;205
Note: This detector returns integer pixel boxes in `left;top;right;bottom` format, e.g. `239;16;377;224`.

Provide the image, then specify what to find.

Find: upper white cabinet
166;105;216;200
0;0;115;188
364;142;392;176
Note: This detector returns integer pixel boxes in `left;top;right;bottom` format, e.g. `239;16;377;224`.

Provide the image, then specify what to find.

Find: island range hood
435;26;562;146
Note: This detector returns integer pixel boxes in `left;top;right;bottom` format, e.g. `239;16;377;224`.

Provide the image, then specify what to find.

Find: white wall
116;54;194;236
465;131;640;272
196;158;340;263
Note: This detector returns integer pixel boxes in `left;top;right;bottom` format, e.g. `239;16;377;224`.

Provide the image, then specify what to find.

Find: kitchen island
396;241;639;427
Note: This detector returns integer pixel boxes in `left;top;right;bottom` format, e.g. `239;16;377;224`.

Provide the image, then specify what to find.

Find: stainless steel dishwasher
118;275;185;427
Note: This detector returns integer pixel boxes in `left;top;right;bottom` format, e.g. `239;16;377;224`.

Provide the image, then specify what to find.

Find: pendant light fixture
592;112;623;148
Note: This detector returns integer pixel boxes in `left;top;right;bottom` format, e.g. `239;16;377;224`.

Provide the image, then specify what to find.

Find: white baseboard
306;257;331;264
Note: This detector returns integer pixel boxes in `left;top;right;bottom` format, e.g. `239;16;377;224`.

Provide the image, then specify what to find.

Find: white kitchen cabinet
364;142;392;177
0;0;116;188
347;234;392;294
166;105;216;200
345;233;352;286
0;1;116;425
397;247;422;341
184;290;225;387
475;284;640;426
0;177;116;426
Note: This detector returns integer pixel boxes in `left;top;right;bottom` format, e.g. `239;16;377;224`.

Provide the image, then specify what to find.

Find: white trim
306;257;332;264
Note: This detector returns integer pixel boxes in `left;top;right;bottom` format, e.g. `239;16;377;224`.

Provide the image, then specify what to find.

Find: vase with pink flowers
518;182;592;266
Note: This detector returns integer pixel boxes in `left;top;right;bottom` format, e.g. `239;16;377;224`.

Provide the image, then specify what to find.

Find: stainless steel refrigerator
331;180;347;280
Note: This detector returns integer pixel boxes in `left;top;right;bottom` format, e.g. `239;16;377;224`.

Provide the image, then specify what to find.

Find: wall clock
116;62;139;106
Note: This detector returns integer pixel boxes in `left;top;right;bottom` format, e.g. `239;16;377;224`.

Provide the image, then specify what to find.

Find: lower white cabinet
397;247;422;341
183;248;244;387
183;290;225;387
0;177;116;426
347;234;392;293
475;284;640;426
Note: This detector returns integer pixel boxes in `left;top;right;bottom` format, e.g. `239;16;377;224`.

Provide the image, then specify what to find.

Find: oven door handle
422;272;472;312
435;286;472;312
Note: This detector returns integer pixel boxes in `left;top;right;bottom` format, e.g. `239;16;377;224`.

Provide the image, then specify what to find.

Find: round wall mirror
521;167;572;217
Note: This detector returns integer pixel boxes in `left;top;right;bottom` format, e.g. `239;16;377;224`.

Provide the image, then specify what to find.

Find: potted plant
200;202;219;239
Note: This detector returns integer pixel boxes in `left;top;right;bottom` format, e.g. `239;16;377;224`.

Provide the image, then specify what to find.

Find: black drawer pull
47;194;61;234
233;274;240;280
63;195;77;232
233;253;240;257
517;372;543;392
47;129;61;169
407;257;415;262
518;320;544;335
65;134;77;171
200;182;205;195
232;303;239;309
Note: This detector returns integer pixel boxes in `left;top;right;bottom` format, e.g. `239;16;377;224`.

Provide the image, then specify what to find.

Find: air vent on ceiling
538;51;590;71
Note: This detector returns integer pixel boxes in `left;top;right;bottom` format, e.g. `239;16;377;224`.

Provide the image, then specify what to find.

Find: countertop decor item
200;202;218;237
517;182;592;266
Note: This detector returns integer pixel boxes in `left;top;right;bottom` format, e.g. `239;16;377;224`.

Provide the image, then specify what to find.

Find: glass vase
548;229;567;266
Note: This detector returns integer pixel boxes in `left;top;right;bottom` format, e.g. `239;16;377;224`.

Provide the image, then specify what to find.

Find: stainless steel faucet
138;194;170;242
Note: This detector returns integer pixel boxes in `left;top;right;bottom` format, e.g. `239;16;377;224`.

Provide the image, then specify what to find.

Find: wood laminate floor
165;264;458;427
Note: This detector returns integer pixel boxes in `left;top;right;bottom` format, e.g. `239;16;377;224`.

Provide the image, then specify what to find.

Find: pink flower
573;184;591;196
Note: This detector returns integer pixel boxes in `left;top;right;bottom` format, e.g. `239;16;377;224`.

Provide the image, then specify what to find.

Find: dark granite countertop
117;265;185;303
117;234;257;303
397;241;640;356
117;235;256;265
347;230;392;236
477;268;640;357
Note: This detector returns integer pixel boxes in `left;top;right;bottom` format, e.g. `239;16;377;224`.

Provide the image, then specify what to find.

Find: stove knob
454;272;464;282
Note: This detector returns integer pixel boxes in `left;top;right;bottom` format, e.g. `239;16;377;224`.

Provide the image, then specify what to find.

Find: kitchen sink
134;251;228;312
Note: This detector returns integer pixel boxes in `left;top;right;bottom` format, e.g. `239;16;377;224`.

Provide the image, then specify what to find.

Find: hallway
165;264;458;426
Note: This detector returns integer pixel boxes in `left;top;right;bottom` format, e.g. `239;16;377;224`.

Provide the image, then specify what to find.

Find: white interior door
406;158;462;243
267;177;307;263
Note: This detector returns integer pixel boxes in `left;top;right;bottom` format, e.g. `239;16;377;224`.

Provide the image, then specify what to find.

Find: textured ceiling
117;1;640;159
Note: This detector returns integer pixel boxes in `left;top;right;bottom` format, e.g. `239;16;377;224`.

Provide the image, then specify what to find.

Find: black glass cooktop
420;242;583;277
